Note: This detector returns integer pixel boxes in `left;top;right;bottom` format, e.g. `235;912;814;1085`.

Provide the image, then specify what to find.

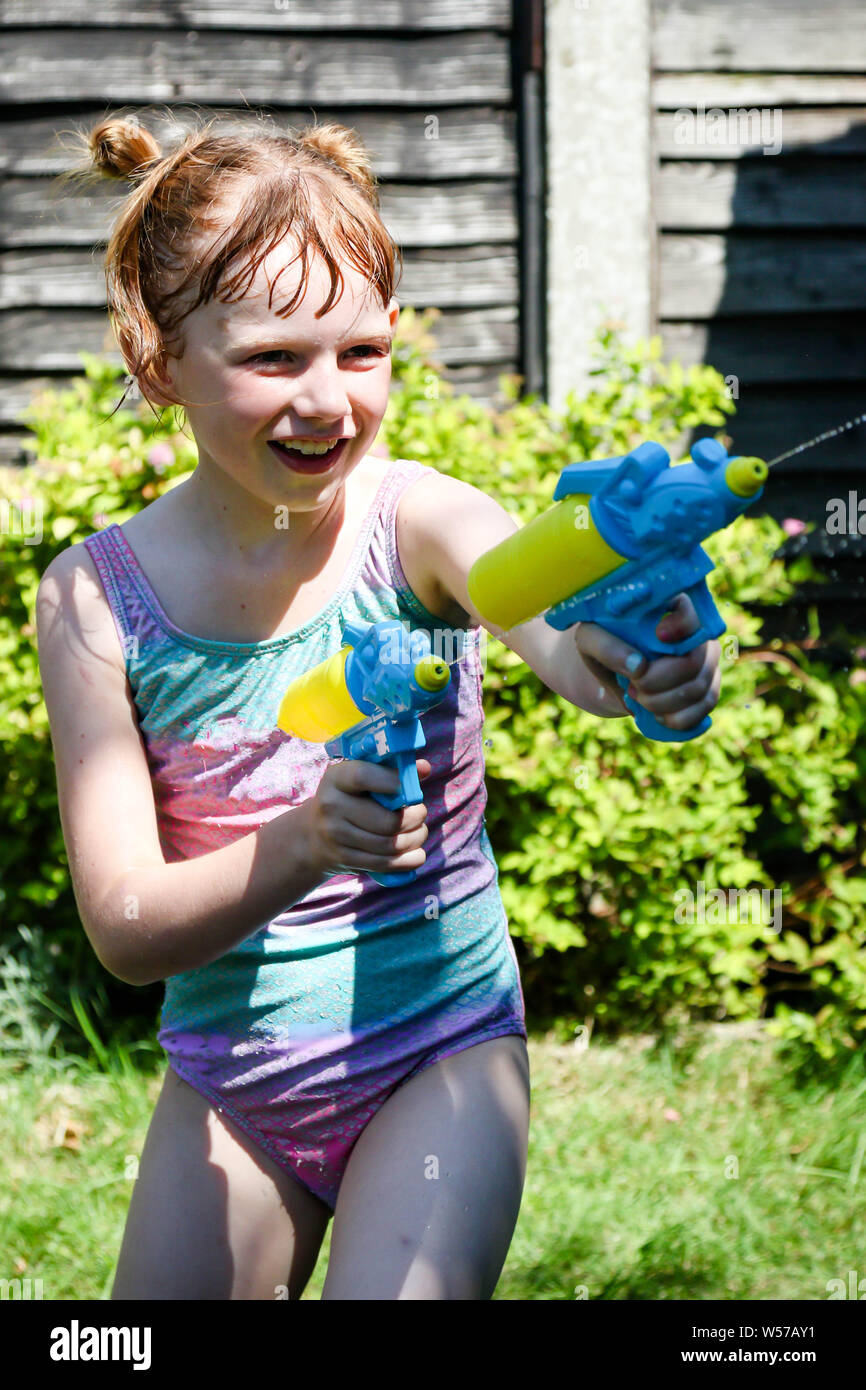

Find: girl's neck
173;460;348;570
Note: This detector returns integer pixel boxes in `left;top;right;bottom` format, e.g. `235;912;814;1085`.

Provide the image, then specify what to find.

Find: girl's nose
290;363;352;422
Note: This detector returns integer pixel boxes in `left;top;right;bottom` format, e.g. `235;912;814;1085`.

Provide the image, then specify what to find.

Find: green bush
2;316;865;1066
0;359;196;1060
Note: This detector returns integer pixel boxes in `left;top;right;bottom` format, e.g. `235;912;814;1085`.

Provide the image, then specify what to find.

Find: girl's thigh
322;1034;530;1301
111;1066;331;1301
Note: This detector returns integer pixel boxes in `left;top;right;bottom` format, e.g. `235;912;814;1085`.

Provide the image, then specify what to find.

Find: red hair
55;107;402;412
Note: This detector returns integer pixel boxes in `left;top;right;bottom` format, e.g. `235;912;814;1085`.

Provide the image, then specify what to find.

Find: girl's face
148;236;399;515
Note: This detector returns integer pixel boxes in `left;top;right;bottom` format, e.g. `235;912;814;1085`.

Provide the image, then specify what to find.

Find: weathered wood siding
0;1;519;465
652;0;866;626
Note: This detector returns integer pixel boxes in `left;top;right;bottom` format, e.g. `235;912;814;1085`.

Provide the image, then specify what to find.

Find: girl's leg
112;1067;331;1300
321;1034;530;1301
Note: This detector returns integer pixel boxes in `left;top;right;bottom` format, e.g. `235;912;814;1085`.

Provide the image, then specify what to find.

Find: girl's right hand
304;758;431;879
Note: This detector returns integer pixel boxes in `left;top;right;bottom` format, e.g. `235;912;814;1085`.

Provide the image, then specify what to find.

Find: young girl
36;112;721;1301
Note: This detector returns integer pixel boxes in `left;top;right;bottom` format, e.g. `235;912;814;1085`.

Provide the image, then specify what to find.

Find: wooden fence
652;0;866;628
0;0;520;465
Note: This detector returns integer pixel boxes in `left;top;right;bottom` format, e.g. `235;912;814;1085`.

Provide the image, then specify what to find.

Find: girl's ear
387;297;400;332
139;360;177;410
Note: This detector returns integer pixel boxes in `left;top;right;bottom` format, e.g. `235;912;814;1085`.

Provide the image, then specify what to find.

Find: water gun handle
601;576;725;743
370;747;424;812
614;671;709;742
324;729;426;889
367;750;424;887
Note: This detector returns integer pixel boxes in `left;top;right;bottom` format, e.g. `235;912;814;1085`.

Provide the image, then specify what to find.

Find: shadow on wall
682;119;866;640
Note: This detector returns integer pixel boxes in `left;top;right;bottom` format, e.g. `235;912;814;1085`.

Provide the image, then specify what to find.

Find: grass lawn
1;1023;863;1301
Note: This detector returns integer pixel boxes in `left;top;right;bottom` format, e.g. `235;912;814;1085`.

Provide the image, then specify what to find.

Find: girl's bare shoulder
393;461;471;625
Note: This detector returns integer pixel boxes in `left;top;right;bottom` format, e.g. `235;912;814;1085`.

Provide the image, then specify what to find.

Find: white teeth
277;438;339;456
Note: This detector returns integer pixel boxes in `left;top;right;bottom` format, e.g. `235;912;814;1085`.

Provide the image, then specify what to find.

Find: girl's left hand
574;592;722;732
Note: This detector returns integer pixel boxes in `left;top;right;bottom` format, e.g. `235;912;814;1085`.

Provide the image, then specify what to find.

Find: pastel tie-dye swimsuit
83;456;527;1212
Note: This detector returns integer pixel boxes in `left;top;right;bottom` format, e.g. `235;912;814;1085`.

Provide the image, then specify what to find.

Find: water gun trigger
606;577;726;660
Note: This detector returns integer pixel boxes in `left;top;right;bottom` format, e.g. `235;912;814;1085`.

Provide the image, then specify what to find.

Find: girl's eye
247;346;387;364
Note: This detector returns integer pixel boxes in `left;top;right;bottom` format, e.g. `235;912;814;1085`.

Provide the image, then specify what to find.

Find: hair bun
297;121;378;203
88;116;162;182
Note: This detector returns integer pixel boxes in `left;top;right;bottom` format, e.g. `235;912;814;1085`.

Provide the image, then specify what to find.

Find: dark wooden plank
403;306;519;364
656;159;866;229
0;176;518;248
783;530;866;562
707;385;866;476
0;0;512;28
0;250;107;307
662;314;866;383
0;107;517;179
749;479;866;533
0;245;518;309
438;363;520;404
655;108;866;158
756;603;866;645
0;376;72;424
0;310;119;368
0;305;518;371
653;0;866;72
654;75;866;107
0;31;511;106
0;432;45;466
659;234;866;316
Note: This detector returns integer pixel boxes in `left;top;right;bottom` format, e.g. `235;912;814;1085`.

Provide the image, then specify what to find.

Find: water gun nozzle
414;655;451;692
726;456;768;498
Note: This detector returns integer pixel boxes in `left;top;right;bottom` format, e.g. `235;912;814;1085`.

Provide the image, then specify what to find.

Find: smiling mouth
268;438;349;473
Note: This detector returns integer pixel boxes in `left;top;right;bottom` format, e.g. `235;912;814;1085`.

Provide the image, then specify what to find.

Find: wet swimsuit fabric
83;457;527;1211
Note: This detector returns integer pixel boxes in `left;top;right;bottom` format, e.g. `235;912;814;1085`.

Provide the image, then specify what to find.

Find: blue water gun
276;617;451;886
467;437;768;741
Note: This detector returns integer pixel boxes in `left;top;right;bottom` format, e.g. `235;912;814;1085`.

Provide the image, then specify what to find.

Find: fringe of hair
52;105;402;413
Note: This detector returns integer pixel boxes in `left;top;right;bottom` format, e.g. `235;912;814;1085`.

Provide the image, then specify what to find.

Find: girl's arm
36;545;325;988
398;470;720;729
397;471;629;715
